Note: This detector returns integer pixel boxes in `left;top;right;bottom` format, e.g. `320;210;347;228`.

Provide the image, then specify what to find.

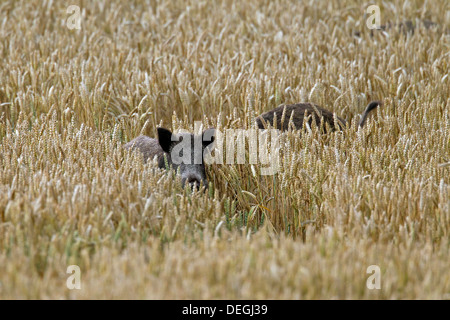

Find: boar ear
202;128;215;148
157;127;176;153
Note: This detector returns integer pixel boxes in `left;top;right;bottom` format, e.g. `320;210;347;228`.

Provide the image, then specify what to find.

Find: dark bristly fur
124;128;215;190
358;101;381;128
123;135;165;163
125;102;380;189
256;101;382;132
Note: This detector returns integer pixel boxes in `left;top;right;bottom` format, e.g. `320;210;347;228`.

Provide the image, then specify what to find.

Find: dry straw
0;0;448;299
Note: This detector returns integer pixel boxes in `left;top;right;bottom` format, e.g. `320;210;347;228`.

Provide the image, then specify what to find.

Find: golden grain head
0;0;449;299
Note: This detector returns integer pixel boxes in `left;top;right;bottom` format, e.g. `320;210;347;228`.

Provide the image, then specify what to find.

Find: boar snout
181;173;208;191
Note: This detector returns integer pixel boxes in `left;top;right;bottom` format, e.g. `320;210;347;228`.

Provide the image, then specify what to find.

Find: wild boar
256;101;381;131
124;127;215;189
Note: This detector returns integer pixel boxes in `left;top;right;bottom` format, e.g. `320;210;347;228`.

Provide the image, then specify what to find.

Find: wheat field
0;0;449;299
